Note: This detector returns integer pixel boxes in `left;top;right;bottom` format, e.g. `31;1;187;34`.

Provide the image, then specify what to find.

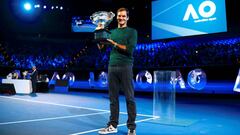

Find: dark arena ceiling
0;0;149;32
0;0;239;42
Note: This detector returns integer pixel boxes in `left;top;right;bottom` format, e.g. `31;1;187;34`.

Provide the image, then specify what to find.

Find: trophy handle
90;16;93;20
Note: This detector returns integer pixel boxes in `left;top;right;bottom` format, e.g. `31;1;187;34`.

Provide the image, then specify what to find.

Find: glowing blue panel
152;0;227;40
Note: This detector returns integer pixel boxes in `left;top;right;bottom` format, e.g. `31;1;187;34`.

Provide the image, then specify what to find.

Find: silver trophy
90;11;115;43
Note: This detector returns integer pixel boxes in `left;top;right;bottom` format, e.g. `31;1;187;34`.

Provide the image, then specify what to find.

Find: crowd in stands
98;37;240;69
133;37;240;68
0;37;239;70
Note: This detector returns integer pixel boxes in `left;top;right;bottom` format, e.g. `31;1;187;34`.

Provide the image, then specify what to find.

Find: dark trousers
107;65;136;130
31;81;37;93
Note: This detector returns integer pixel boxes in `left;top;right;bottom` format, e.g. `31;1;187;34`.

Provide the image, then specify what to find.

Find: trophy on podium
90;11;115;43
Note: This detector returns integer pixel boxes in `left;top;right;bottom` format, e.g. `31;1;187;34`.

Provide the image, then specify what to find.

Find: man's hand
107;39;126;50
95;24;104;30
107;39;117;46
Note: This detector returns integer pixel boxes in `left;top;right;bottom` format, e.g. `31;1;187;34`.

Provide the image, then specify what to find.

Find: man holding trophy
91;8;137;135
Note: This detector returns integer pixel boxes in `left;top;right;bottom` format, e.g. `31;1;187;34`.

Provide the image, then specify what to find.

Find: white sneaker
128;129;136;135
98;125;118;134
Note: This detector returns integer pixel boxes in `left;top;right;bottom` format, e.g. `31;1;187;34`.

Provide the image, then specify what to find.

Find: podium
153;71;197;126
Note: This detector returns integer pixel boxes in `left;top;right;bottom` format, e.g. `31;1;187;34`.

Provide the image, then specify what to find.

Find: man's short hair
117;7;129;17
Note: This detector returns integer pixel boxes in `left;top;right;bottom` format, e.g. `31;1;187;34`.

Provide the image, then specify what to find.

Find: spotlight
43;5;47;9
24;2;32;11
34;4;40;8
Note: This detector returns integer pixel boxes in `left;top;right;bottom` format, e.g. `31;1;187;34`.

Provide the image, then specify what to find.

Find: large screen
152;0;227;40
71;16;96;32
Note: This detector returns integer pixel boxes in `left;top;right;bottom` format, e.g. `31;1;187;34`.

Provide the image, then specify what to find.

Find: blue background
152;0;227;40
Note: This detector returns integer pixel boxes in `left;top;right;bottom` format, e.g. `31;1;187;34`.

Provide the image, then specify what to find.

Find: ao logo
183;0;216;21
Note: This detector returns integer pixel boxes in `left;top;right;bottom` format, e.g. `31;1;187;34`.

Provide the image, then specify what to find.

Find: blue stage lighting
23;2;32;11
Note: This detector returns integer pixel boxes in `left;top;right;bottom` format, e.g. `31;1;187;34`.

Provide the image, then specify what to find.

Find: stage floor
0;91;240;135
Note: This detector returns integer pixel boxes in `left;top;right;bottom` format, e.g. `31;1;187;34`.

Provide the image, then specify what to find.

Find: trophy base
92;38;111;45
93;29;111;44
